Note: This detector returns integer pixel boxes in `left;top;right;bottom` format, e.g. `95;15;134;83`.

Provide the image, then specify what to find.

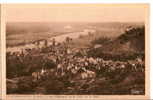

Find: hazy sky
5;4;148;22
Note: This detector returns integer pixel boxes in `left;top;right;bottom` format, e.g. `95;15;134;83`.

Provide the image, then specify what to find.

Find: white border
0;0;152;99
0;0;151;3
150;2;153;100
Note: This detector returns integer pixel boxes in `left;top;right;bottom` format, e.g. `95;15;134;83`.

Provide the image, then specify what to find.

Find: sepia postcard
0;4;150;100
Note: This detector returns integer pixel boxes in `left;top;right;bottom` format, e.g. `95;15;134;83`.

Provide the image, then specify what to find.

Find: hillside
88;26;145;61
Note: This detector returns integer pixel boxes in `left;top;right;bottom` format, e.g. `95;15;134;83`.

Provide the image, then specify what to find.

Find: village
6;26;145;95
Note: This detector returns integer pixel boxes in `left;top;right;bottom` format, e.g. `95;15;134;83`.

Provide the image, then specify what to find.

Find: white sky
5;4;148;22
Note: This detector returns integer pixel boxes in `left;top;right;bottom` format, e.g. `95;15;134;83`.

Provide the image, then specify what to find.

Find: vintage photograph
5;4;148;95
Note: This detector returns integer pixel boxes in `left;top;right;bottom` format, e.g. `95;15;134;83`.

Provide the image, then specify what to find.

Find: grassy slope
86;25;145;61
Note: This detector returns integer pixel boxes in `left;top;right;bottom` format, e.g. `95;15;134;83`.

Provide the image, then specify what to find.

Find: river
7;29;95;53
